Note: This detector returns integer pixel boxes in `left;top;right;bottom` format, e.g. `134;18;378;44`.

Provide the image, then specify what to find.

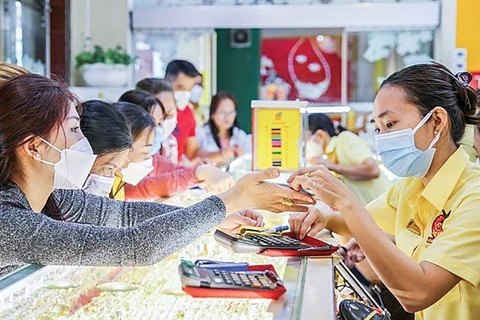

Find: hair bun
452;71;477;118
458;84;479;127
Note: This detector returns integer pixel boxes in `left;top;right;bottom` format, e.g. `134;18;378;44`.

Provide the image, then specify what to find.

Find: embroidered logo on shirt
427;209;451;243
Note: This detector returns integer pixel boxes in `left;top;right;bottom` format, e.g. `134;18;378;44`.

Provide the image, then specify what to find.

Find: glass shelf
0;215;336;319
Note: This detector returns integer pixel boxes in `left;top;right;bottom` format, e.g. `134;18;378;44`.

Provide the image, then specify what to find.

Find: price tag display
252;101;308;171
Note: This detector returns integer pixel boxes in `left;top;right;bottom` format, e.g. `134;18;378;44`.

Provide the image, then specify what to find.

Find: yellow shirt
325;131;391;205
367;147;480;320
111;176;125;201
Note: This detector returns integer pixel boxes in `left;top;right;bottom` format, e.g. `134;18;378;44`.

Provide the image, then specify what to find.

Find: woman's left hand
217;209;264;233
287;165;355;211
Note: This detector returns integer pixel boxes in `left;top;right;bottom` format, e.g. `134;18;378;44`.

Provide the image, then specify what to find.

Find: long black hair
207;91;240;149
80;100;132;156
380;62;480;145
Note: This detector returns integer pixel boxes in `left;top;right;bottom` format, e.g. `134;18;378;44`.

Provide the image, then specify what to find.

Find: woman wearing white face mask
79;100;133;197
136;78;179;163
117;91;234;199
0;74;315;272
288;63;480;319
108;102;157;200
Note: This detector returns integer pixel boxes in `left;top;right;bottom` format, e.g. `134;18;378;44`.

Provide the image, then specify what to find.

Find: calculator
178;261;279;291
214;229;313;253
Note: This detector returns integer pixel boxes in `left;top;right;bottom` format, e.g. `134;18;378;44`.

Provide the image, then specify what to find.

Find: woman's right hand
218;168;315;214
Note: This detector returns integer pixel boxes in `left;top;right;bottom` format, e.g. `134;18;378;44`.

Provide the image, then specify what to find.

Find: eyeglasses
215;111;237;118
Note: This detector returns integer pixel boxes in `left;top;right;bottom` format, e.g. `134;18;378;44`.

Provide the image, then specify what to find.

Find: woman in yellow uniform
288;63;480;320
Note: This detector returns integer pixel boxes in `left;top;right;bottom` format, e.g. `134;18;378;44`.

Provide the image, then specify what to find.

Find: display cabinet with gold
0;191;339;320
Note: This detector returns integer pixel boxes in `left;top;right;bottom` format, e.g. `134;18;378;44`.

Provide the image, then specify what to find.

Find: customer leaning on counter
0;74;315;268
78;100;132;197
289;63;480;320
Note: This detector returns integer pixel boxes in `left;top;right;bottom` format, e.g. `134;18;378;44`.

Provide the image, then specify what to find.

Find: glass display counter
0;192;339;320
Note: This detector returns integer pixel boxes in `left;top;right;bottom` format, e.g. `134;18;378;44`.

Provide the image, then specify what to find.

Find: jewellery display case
0;203;339;320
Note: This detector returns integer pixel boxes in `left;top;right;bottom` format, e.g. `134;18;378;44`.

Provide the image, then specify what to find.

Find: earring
434;130;439;135
34;153;41;160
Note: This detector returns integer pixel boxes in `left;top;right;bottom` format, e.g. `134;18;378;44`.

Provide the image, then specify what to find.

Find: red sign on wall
261;37;342;103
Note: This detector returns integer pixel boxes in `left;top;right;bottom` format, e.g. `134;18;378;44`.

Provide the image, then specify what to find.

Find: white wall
434;0;457;70
70;0;129;85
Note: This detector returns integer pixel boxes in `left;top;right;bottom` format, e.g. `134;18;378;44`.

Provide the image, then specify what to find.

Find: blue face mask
375;111;440;178
151;126;164;155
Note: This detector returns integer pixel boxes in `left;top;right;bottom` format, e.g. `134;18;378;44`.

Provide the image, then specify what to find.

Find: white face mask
190;85;203;103
162;117;177;139
39;137;97;189
120;158;154;186
83;174;115;197
174;91;191;111
375;111;440;178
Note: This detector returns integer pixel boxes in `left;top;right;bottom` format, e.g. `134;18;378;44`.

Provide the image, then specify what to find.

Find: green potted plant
75;45;134;87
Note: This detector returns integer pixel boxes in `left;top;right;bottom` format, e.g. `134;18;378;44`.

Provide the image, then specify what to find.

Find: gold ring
304;172;311;178
282;198;294;207
307;180;316;190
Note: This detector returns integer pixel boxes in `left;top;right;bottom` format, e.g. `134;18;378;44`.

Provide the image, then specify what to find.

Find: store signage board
252;100;308;172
